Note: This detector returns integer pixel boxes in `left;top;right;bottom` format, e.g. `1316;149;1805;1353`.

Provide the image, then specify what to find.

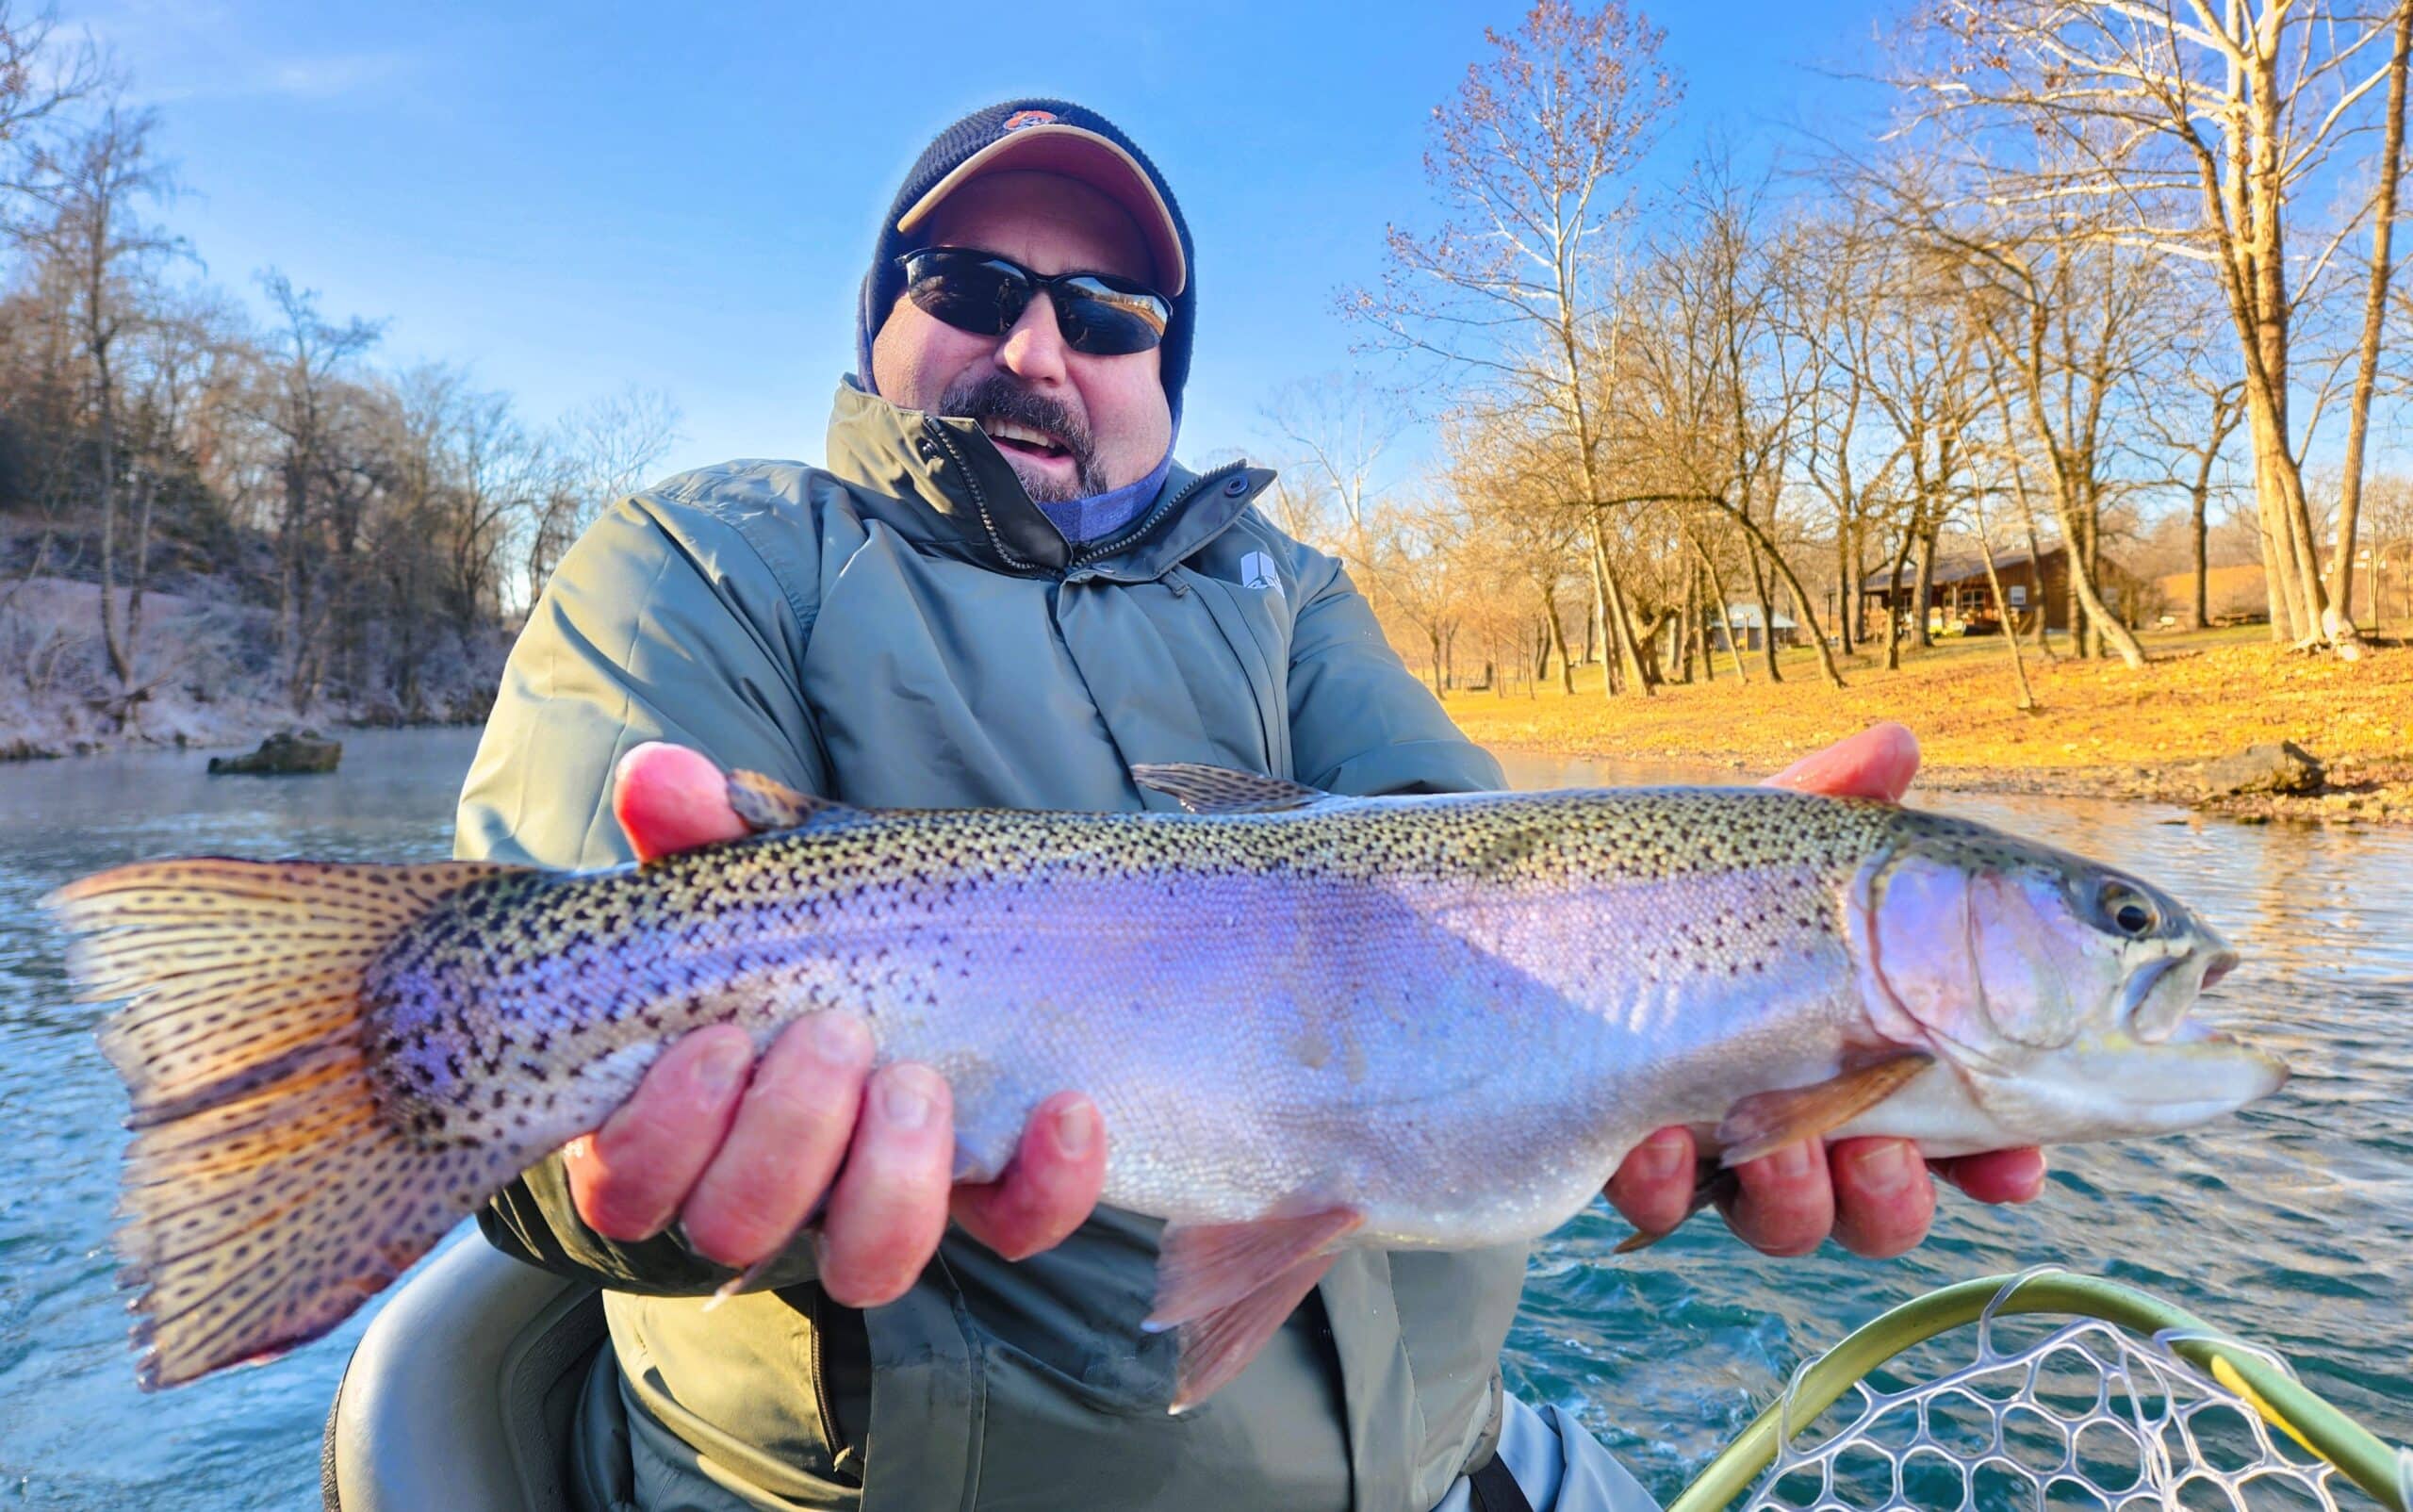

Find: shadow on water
0;731;2402;1506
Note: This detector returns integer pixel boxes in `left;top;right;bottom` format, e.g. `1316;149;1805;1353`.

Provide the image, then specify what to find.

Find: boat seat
321;1235;605;1512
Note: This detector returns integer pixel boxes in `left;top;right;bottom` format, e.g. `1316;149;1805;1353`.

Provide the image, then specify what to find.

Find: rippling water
0;731;2404;1507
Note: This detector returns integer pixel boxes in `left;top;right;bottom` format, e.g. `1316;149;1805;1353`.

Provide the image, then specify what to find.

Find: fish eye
2099;881;2159;939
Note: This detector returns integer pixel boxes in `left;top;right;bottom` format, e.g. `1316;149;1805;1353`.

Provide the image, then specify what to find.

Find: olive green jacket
455;384;1526;1511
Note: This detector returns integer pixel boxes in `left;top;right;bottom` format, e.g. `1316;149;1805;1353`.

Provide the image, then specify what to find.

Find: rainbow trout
49;764;2286;1406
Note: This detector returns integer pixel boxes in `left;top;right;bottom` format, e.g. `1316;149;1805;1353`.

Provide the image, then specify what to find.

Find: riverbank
0;573;508;762
1440;628;2413;824
0;697;485;763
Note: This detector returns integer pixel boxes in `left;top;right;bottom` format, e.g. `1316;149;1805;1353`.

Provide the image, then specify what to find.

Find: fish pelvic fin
726;769;847;833
45;857;529;1389
1130;764;1325;814
1146;1206;1363;1413
1715;1050;1936;1168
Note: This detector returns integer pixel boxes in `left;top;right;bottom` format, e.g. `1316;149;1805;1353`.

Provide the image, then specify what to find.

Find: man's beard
939;374;1109;503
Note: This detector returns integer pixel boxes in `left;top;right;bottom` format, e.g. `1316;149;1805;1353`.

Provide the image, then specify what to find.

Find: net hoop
1666;1267;2409;1512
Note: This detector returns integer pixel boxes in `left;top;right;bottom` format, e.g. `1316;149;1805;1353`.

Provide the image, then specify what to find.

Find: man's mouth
979;419;1073;466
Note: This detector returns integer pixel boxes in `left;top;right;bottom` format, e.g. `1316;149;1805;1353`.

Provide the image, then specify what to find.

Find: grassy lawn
1436;626;2413;781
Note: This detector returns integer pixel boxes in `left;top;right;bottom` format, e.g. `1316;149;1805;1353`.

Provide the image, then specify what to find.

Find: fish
45;764;2289;1408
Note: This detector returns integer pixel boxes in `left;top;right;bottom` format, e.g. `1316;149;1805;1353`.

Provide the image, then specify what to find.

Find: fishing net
1670;1268;2410;1512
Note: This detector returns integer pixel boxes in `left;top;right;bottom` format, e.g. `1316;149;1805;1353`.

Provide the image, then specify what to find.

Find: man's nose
995;293;1069;385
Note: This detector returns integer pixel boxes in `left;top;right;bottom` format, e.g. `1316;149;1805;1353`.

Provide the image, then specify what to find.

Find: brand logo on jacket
1239;551;1282;599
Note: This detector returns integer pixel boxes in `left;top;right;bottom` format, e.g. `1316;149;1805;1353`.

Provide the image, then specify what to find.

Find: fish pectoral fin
1613;1161;1738;1254
1146;1208;1365;1329
1130;763;1326;814
726;769;848;833
1714;1050;1936;1168
1145;1207;1362;1411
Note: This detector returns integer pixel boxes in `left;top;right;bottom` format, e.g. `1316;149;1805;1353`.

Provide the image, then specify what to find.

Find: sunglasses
896;248;1172;357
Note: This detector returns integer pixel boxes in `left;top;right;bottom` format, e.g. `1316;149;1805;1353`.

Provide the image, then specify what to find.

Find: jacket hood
821;381;1272;582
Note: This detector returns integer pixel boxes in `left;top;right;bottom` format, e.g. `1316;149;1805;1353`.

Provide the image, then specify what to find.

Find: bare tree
2331;2;2413;629
1905;0;2413;658
1258;372;1403;589
253;270;383;706
1351;0;1682;698
535;383;681;600
0;2;103;205
20;104;183;712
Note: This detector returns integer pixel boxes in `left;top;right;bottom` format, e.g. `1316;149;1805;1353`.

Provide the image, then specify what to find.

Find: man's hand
556;742;1108;1306
1600;723;2048;1259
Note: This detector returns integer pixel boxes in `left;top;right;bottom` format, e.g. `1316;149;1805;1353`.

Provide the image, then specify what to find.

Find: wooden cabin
1860;546;2143;635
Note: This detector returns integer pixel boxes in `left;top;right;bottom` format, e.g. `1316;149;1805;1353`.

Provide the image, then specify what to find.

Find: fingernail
1852;1141;1914;1197
809;1011;869;1063
879;1070;934;1130
695;1036;751;1096
1640;1131;1687;1181
1054;1100;1097;1157
1769;1142;1817;1181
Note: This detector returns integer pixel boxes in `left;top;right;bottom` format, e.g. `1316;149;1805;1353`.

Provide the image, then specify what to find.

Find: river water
0;731;2405;1508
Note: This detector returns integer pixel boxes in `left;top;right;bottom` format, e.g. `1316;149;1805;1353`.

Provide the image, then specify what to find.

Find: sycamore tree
1349;0;1682;698
1901;0;2413;658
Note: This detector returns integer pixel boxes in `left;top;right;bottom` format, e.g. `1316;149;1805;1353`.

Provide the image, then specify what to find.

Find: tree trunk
1600;554;1655;698
1675;560;1699;683
1834;510;1857;656
1975;529;2037;713
1587;525;1615;698
1744;534;1783;682
1711;501;1847;687
2189;450;2214;633
1694;537;1749;683
2048;480;2147;667
1882;525;1914;672
1540;584;1575;695
1911;524;1938;649
2329;1;2412;635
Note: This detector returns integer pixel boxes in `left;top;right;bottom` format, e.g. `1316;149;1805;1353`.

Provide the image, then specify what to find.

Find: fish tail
46;857;524;1389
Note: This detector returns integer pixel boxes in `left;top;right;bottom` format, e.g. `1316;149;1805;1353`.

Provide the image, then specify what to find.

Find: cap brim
895;124;1186;297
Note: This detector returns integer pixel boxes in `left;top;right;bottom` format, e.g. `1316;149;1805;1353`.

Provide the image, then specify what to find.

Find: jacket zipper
925;419;1251;579
926;421;1042;574
1066;460;1248;573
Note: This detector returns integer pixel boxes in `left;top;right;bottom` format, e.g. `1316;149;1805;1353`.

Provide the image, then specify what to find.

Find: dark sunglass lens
1057;279;1170;355
906;255;1026;337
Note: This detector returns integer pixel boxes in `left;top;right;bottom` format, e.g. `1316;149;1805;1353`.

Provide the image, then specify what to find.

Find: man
457;100;2044;1510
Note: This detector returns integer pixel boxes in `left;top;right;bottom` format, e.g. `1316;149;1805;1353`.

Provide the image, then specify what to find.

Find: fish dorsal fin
1714;1049;1936;1167
726;769;849;833
1131;764;1324;814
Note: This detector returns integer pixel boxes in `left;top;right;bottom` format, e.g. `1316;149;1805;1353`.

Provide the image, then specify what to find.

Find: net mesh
1743;1269;2407;1512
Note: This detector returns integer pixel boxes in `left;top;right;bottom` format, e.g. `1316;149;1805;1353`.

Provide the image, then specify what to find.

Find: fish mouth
2033;1026;2290;1134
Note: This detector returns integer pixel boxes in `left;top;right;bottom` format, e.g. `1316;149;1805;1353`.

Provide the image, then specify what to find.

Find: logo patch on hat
1002;109;1059;133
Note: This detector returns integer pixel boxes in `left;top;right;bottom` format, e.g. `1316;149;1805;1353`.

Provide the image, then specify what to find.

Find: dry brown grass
1438;628;2413;785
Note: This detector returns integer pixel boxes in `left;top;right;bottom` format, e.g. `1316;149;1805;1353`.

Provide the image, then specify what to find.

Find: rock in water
2195;742;2324;797
207;729;342;776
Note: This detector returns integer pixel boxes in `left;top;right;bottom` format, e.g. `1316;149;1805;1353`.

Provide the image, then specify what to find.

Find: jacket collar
821;381;1273;581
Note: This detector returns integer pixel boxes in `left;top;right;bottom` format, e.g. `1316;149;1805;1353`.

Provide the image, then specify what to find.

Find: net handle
1663;1270;2407;1512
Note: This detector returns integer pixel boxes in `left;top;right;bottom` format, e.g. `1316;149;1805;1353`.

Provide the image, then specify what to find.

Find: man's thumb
613;742;750;862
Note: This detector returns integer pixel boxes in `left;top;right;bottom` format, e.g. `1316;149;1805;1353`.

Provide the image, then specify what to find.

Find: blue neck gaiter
1031;451;1174;544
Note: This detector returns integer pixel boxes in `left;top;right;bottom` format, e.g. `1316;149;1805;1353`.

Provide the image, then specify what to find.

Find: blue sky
80;0;1896;482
